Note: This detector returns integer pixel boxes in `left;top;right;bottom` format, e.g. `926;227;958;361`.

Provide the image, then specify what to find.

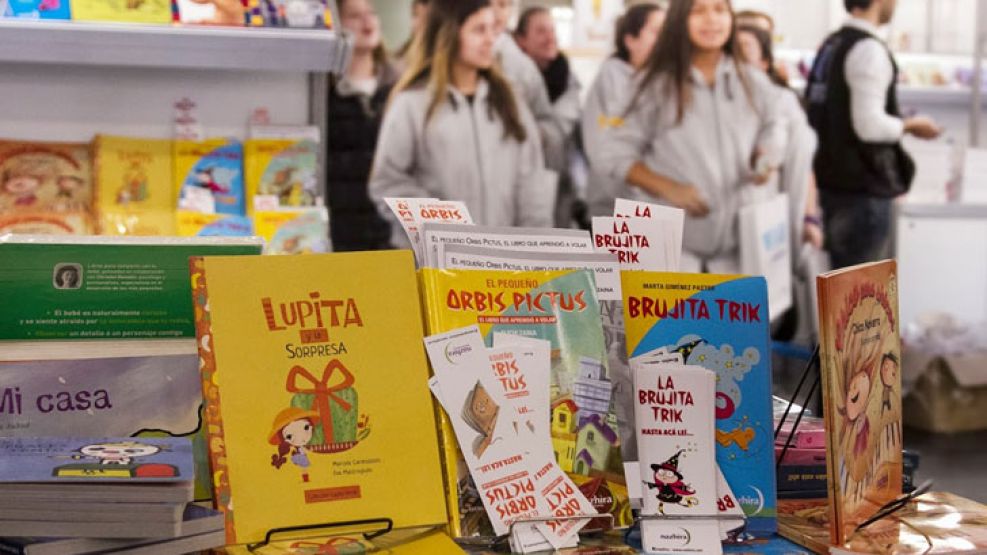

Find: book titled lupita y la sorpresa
816;260;903;546
191;251;447;544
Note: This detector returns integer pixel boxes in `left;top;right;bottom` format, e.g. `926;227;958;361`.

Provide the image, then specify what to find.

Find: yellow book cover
245;139;319;213
192;251;447;545
419;268;631;538
0;140;95;235
816;260;902;546
254;208;330;255
175;210;253;237
71;0;172;23
95;135;175;236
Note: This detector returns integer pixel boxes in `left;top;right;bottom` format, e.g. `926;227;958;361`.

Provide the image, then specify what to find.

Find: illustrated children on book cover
816;261;903;545
0;141;94;235
622;272;777;536
192;252;447;545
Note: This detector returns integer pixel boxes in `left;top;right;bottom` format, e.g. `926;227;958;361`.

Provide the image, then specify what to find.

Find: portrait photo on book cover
52;263;82;290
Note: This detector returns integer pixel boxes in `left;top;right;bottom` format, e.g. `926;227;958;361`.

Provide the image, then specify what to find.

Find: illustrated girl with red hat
644;450;697;514
269;407;319;483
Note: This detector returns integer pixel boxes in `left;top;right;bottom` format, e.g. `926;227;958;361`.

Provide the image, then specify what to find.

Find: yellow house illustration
552;398;578;436
552;432;577;473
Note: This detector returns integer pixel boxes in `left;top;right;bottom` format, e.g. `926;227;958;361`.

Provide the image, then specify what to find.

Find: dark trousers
819;191;893;270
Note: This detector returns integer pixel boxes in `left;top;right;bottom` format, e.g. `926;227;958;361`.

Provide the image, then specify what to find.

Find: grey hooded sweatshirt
582;56;639;217
600;55;786;258
369;77;557;248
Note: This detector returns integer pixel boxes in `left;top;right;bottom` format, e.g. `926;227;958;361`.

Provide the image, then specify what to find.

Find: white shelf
0;19;351;73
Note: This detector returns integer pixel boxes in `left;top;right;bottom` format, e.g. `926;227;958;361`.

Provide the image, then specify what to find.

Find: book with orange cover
816;260;903;545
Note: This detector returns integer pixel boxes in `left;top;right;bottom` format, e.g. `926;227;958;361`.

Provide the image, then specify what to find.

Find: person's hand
905;116;942;140
750;147;778;186
803;216;824;249
659;181;710;218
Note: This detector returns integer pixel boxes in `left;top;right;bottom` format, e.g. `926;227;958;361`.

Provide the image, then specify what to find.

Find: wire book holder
468;513;615;551
246;517;393;551
774;344;821;470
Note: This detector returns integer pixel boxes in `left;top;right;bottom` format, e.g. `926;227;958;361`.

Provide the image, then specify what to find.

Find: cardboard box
903;350;987;433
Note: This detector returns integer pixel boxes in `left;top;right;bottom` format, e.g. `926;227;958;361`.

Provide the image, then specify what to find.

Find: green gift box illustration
287;360;359;452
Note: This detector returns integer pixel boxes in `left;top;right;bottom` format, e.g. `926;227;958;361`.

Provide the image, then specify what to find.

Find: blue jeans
820;191;893;269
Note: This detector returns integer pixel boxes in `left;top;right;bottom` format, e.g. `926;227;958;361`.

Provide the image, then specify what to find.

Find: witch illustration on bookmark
645;450;698;515
462;381;500;458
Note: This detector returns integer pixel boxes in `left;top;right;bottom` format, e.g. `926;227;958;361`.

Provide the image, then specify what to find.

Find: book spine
776;465;828;492
419;270;464;539
190;257;237;545
815;277;843;546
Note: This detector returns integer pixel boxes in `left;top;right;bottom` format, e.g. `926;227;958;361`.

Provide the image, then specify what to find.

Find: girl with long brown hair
583;2;666;217
370;0;555;244
600;0;785;273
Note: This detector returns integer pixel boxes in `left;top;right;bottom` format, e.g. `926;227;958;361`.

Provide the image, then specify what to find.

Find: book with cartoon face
0;436;193;484
0;140;94;235
191;251;446;545
622;272;777;536
816;260;903;545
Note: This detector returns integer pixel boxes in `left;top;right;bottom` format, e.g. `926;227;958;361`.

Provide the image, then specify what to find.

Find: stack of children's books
775;413;828;500
0;437;225;555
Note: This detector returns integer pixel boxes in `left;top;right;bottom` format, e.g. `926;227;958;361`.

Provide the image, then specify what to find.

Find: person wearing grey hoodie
599;0;785;272
490;0;567;184
369;0;556;248
583;2;666;218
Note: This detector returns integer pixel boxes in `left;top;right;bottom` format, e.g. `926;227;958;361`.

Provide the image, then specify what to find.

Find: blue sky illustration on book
0;437;193;482
631;276;777;535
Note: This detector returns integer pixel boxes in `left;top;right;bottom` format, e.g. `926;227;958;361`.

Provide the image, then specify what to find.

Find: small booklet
425;327;596;553
633;361;721;555
383;198;472;265
612;199;685;271
592;216;680;271
421;222;594;269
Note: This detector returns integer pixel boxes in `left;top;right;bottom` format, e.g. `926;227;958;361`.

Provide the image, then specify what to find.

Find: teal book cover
622;272;777;535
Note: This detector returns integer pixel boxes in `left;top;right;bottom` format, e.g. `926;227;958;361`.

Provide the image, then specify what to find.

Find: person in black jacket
327;0;396;251
806;0;940;268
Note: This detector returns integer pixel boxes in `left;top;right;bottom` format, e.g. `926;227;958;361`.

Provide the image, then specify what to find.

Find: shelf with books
0;19;350;73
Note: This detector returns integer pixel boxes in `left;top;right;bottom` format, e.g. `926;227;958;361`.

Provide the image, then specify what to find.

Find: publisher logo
444;342;474;364
657;528;692;546
739;486;766;514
